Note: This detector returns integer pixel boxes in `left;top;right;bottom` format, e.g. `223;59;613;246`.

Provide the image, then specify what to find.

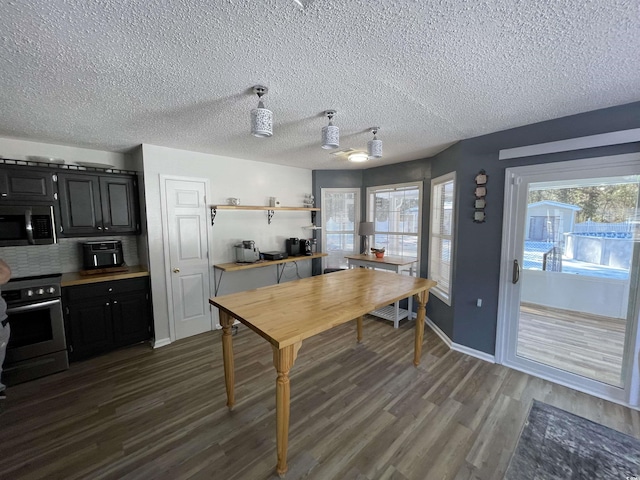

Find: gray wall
313;101;640;354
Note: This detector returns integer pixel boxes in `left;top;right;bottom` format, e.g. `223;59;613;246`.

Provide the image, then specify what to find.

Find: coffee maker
285;237;300;256
235;240;260;263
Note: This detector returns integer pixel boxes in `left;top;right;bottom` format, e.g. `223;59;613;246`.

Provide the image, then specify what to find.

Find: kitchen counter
61;265;150;287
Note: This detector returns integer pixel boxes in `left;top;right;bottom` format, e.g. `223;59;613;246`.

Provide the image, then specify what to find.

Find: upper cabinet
57;172;140;236
0;167;57;203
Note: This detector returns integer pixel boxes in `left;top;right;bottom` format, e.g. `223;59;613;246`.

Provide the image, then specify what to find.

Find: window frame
428;172;456;305
366;181;423;269
321;187;361;270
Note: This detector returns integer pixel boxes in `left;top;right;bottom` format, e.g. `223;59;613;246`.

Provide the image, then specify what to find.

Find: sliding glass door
497;153;640;406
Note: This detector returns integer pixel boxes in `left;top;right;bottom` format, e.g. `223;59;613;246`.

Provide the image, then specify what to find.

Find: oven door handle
6;298;61;314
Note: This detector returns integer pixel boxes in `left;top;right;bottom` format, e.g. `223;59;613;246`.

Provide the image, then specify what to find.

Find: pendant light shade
251;85;273;137
367;127;382;159
321;110;339;149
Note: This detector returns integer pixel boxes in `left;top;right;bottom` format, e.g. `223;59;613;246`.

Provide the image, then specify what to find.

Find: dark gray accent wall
313;101;640;354
448;101;640;354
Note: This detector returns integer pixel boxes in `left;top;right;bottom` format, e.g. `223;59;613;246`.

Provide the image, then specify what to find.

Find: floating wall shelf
210;205;320;225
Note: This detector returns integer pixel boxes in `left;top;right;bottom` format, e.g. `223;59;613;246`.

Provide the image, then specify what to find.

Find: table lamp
358;222;375;254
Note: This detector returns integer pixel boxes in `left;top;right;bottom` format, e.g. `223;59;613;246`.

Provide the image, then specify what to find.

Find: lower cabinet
63;277;151;361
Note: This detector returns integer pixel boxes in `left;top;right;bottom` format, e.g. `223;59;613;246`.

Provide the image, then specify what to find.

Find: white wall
140;144;315;344
0;136;127;167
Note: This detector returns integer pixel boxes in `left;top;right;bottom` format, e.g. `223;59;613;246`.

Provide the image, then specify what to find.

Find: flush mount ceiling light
321;110;339;149
367;127;382;159
348;152;369;163
250;85;272;137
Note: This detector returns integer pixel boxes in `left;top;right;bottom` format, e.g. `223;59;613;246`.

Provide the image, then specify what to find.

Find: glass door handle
512;259;520;284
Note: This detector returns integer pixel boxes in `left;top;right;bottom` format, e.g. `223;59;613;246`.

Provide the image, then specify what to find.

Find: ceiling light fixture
367;127;382;159
321;110;339;149
250;85;272;137
348;152;368;163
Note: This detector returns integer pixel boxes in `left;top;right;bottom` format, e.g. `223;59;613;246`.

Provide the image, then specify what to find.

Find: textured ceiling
0;0;638;170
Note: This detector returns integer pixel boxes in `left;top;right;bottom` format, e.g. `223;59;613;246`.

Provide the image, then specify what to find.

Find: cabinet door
0;167;56;202
66;299;113;361
111;291;151;347
57;173;103;236
100;175;139;234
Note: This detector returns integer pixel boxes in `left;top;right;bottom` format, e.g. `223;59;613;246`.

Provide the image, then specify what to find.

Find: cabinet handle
1;193;7;197
108;288;113;292
104;227;109;231
173;268;180;273
106;302;110;306
113;300;118;304
97;226;103;230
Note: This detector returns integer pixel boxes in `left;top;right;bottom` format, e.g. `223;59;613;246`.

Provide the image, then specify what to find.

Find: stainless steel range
1;274;69;385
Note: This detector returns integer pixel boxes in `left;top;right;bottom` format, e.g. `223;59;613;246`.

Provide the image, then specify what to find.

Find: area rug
505;400;640;480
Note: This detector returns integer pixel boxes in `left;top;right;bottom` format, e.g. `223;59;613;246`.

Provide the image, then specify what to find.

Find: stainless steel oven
1;274;68;385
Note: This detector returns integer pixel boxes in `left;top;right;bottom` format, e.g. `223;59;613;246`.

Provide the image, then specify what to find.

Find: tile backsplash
0;236;140;278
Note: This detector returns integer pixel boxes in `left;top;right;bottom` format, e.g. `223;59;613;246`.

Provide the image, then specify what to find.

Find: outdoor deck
517;303;627;387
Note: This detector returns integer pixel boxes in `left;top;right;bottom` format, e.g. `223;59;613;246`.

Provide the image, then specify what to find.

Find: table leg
356;315;363;342
413;290;429;366
273;342;302;477
220;310;235;410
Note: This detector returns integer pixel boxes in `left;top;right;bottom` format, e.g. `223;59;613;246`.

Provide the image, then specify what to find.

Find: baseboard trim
153;337;171;349
425;316;495;364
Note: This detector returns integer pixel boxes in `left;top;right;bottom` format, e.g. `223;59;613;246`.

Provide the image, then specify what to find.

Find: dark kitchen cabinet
57;172;139;237
0;166;57;203
63;277;151;361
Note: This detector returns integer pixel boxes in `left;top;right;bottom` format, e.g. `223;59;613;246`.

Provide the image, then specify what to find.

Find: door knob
173;268;180;273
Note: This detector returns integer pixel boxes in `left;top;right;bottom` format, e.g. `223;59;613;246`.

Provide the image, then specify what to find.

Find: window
429;172;456;304
367;182;422;262
321;188;360;269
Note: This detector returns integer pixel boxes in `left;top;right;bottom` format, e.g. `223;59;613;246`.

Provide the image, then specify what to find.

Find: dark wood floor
1;317;638;480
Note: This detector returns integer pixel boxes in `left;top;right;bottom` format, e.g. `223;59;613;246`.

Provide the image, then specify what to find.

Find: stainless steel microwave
0;205;57;246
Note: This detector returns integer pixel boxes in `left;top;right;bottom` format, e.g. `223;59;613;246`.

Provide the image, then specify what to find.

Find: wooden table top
344;254;418;267
209;268;436;349
214;252;327;272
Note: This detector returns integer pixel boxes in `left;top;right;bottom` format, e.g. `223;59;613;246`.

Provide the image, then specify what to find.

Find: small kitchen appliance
262;251;287;261
82;240;125;270
302;239;313;256
235;240;260;263
285;237;300;256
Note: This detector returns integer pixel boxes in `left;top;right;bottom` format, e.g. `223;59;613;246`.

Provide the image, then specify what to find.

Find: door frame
159;175;213;343
496;152;640;408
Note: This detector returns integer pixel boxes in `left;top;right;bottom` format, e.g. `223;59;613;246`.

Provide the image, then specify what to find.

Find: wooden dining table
209;268;437;477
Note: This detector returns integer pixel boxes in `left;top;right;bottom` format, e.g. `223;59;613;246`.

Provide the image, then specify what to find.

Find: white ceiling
0;1;638;170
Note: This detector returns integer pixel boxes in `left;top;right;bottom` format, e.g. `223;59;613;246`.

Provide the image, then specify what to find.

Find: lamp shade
251;103;273;137
321;124;339;149
367;138;382;158
359;221;375;236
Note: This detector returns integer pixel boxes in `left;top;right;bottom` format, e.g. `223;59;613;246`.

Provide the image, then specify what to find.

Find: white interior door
162;177;212;340
497;153;640;407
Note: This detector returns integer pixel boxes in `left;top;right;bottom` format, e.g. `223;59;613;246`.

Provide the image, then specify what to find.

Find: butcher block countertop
61;265;150;287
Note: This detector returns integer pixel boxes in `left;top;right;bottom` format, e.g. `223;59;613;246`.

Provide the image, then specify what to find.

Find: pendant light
250;85;273;137
367;127;382;159
321;110;339;149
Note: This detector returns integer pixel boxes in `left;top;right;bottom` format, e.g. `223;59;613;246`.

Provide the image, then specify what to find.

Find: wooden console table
345;254;418;328
209;268;436;477
213;252;327;295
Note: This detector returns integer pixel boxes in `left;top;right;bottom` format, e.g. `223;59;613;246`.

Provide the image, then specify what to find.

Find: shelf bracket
210;207;217;225
267;209;275;224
